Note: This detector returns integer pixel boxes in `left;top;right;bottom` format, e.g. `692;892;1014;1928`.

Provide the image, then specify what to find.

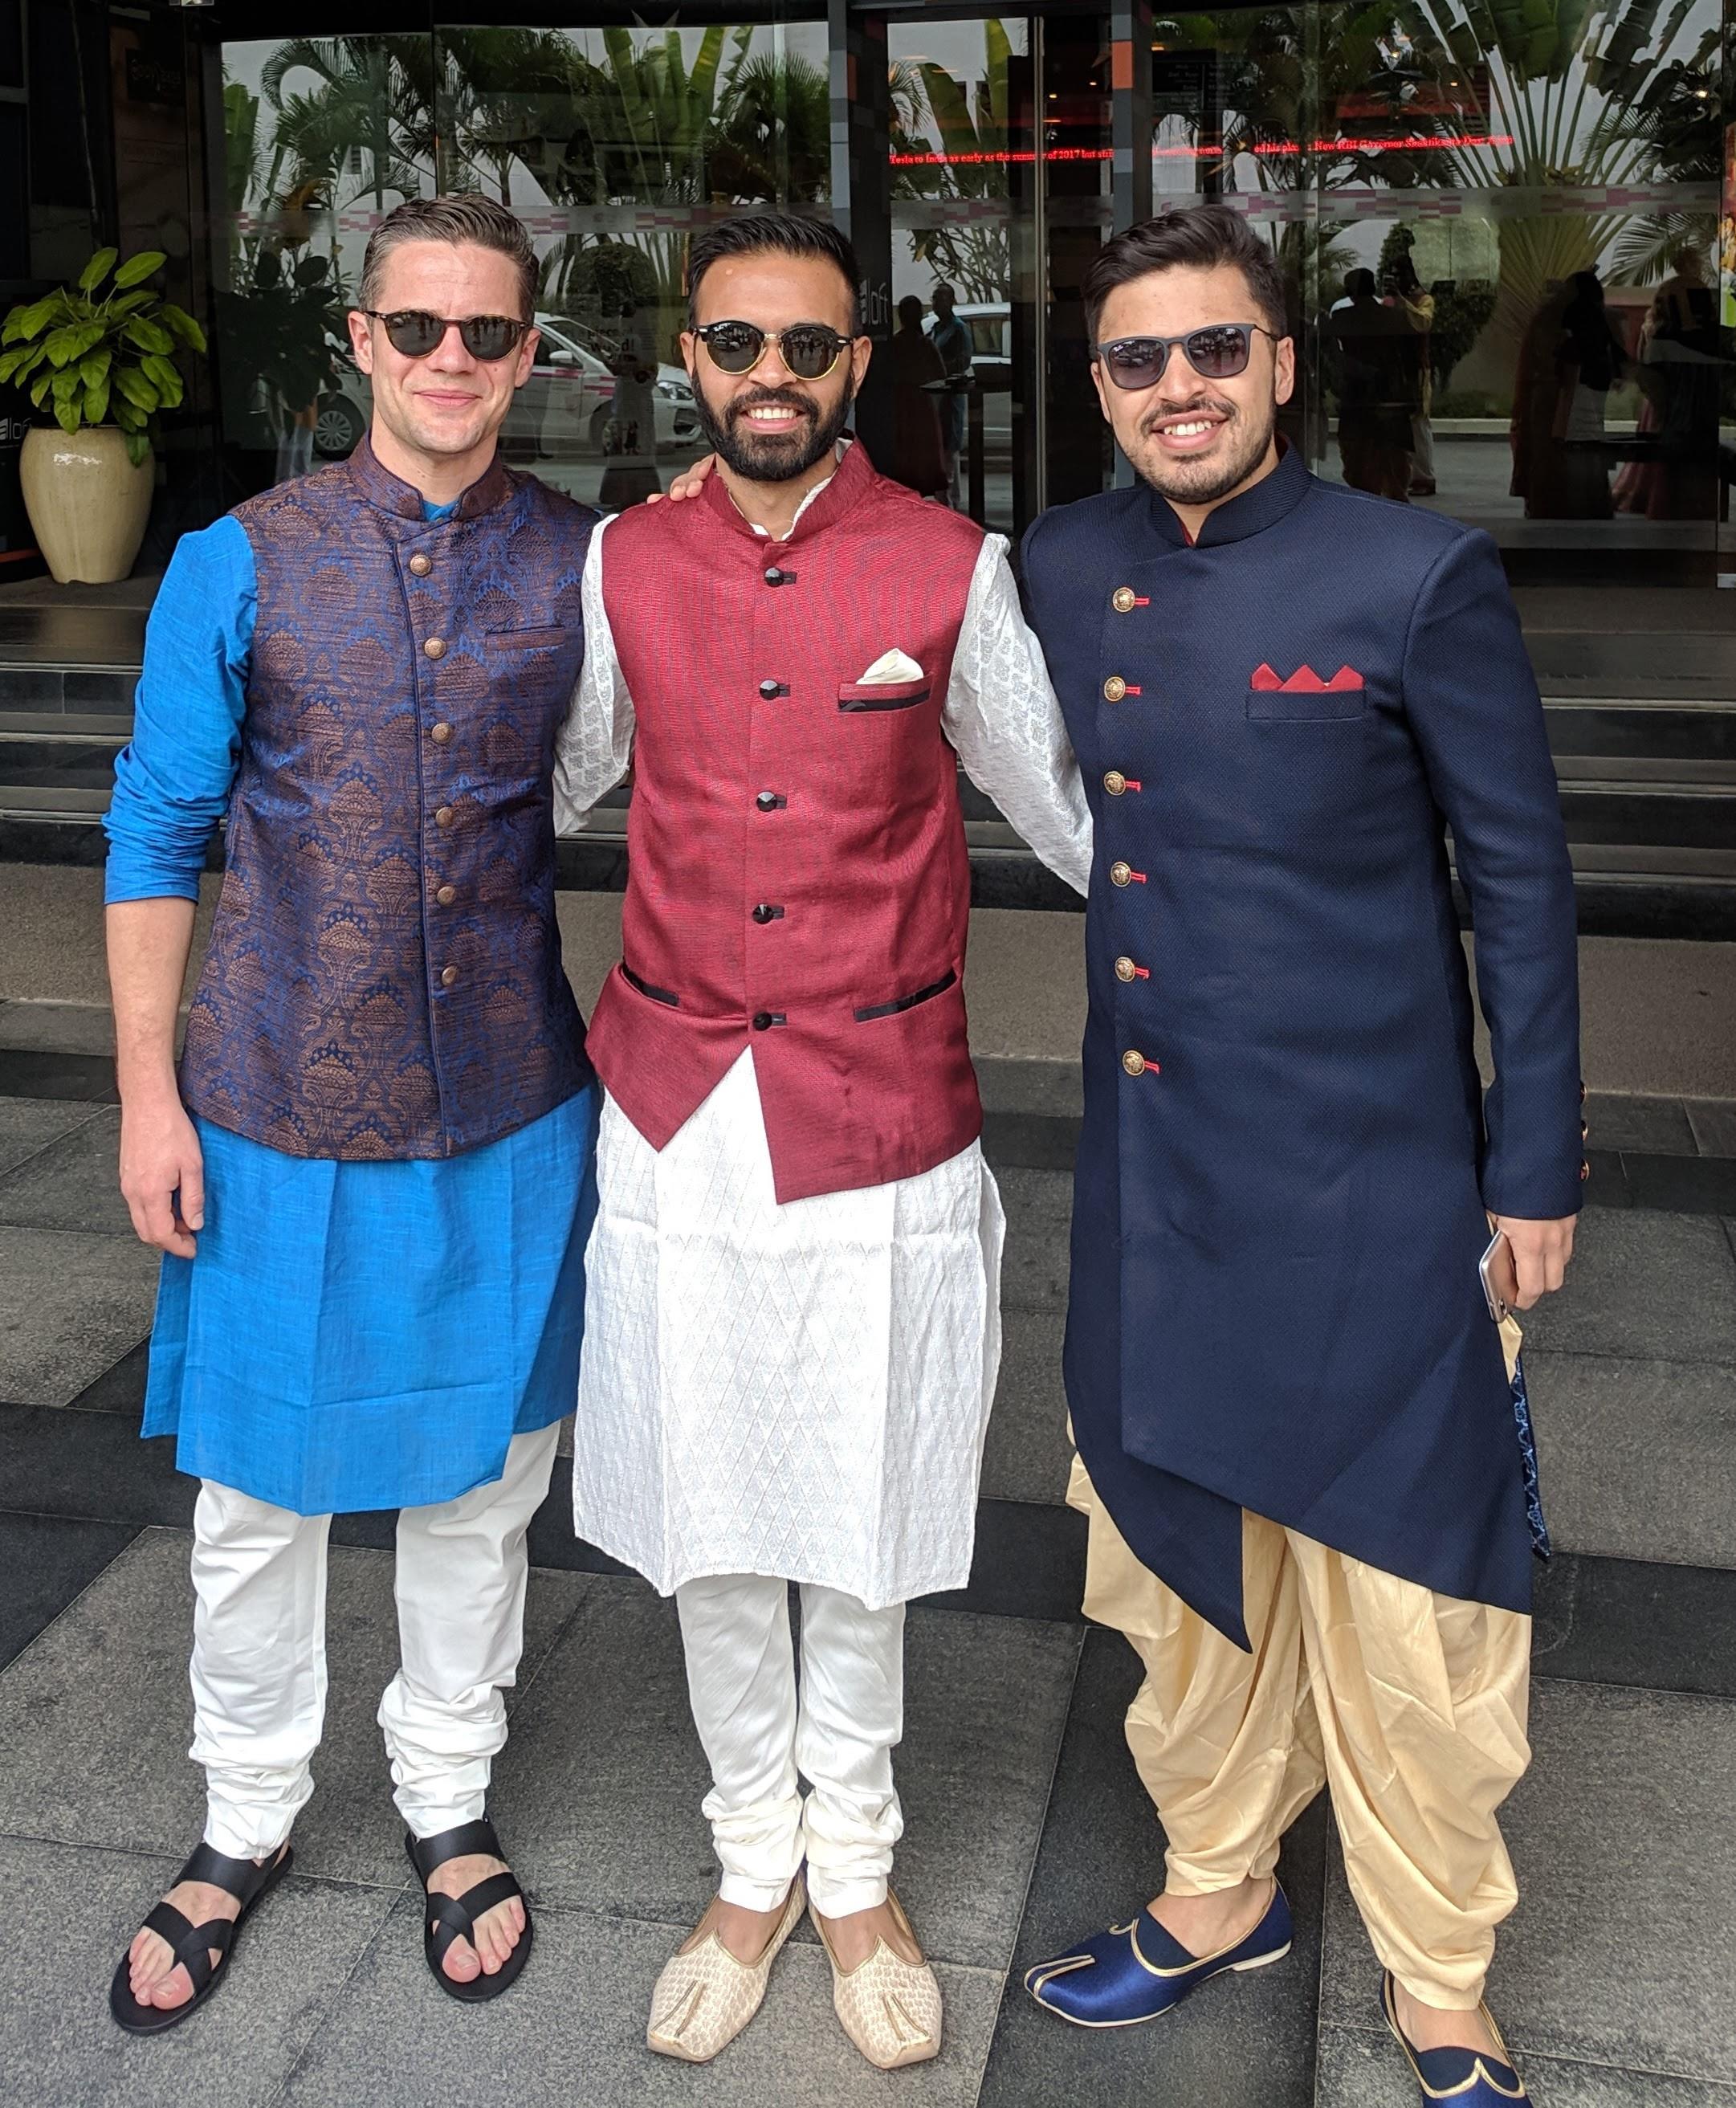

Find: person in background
1392;251;1437;496
102;194;597;2033
1329;267;1415;499
929;281;975;507
886;292;951;498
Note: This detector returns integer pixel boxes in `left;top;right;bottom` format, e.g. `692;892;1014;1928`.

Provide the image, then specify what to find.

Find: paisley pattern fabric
180;439;595;1160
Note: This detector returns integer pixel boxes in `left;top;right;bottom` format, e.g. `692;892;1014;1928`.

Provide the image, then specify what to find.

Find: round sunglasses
1093;323;1278;391
364;309;532;362
693;320;857;381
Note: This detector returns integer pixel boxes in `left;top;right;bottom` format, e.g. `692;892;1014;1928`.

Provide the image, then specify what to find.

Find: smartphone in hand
1480;1227;1518;1323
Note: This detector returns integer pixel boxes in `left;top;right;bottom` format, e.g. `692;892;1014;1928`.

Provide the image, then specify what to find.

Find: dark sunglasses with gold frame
364;310;533;362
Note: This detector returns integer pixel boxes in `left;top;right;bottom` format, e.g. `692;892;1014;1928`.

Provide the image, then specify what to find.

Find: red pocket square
1253;662;1365;691
1326;665;1364;690
1251;663;1282;690
1281;665;1329;692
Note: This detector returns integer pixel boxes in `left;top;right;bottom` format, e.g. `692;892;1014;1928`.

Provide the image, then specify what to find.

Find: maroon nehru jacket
587;439;987;1203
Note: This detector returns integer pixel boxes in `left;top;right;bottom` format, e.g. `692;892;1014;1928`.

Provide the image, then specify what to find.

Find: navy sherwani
1021;443;1583;1649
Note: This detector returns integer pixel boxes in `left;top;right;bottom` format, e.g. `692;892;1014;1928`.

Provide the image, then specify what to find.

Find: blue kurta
106;506;596;1515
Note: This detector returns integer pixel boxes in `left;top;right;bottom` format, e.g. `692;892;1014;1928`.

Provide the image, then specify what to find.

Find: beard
1129;392;1276;508
697;377;856;482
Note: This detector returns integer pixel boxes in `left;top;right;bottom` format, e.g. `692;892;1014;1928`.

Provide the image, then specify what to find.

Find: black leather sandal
109;1841;293;2035
405;1816;534;2003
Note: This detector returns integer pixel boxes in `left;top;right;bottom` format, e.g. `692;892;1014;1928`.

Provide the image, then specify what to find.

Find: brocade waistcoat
586;440;984;1203
180;440;596;1160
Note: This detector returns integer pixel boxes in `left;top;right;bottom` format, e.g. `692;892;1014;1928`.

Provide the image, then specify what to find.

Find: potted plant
0;247;206;584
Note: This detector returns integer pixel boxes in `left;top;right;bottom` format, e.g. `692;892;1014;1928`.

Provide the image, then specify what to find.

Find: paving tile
1318;2023;1732;2108
2;1401;194;1525
0;997;120;1055
996;1165;1074;1313
0;1527;590;1883
495;1579;1079;1971
977;1055;1083;1119
1527;1353;1736;1568
1620;1154;1736;1216
980;1626;1325;2108
0;1511;139;1667
67;1336;153;1413
1685;1099;1736;1159
1582;1094;1697;1156
982;1107;1078;1174
0;1835;396;2108
0;1103;132;1234
1518;1211;1736;1364
1318;1678;1736;2080
1531;1553;1736;1698
0;1043;118;1101
980;1306;1074;1507
279;1891;1004;2108
0;1092;103;1176
923;1497;1087;1625
0;1223;157;1405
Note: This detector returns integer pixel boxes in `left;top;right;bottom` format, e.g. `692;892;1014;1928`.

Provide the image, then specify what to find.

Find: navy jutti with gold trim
1021;443;1583;1647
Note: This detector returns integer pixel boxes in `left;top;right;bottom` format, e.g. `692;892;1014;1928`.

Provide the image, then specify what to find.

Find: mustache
1141;394;1236;434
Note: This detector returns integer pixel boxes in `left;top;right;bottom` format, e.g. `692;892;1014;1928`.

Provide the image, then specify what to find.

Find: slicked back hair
360;194;539;321
1082;206;1289;345
686;212;862;335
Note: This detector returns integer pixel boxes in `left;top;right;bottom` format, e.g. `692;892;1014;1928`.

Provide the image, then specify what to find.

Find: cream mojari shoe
811;1887;943;2070
647;1877;806;2064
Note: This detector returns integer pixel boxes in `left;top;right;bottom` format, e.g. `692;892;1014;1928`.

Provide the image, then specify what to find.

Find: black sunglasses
694;320;856;381
365;310;532;362
1093;324;1278;390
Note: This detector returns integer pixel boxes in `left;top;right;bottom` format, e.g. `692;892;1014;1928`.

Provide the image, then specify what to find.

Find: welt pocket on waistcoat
487;625;568;650
1245;686;1367;721
620;961;679;1008
854;969;957;1022
837;677;930;712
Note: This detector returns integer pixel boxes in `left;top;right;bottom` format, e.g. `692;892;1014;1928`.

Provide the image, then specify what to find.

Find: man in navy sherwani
1019;206;1583;2108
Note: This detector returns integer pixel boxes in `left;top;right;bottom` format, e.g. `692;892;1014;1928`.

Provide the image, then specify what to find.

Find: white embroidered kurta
556;474;1091;1609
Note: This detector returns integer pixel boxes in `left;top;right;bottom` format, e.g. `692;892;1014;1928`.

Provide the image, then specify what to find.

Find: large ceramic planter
18;426;154;585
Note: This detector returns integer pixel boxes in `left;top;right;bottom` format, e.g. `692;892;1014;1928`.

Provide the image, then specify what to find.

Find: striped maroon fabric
589;441;987;1203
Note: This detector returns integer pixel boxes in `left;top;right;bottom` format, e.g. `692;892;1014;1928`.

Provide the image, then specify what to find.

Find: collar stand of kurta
699;431;877;551
345;431;514;523
1143;433;1310;550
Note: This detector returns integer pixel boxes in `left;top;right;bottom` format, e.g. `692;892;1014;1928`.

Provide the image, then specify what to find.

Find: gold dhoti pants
1070;1326;1532;2010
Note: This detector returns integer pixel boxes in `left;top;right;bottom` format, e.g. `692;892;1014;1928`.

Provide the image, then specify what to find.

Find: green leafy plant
0;247;207;467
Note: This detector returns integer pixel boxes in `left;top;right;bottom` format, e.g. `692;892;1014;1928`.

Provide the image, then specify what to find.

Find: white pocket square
855;648;924;684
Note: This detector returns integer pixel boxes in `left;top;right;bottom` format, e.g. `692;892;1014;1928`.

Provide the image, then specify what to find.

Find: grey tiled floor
2;1102;1734;2102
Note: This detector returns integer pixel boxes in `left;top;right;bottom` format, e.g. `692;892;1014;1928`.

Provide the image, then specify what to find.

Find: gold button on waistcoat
1122;1050;1147;1076
435;884;456;907
1104;769;1127;796
1115;955;1137;982
1112;586;1137;614
434;805;454;828
440;964;458;988
430;722;453;745
1110;860;1133;887
409;552;432;577
1102;675;1127;703
424;636;446;660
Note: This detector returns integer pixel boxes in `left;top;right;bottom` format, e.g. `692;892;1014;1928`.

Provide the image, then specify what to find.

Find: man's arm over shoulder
1400;525;1583;1221
943;534;1091;896
554;513;635;832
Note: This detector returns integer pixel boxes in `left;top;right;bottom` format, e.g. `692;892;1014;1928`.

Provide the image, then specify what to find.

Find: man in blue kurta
103;195;597;2029
1018;208;1583;2106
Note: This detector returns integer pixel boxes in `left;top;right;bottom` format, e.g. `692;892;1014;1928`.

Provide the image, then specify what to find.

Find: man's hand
1491;1214;1576;1309
645;453;716;506
119;1087;205;1258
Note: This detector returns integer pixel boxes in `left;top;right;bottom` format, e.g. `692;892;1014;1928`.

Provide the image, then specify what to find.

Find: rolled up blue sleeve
104;514;254;903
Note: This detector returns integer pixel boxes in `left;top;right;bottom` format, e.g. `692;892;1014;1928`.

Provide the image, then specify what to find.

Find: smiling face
681;251;871;483
1091;260;1294;513
348;239;537;472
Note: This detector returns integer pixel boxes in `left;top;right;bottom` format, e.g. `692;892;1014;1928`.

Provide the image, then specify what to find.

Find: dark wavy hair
1082;206;1288;344
686;212;862;335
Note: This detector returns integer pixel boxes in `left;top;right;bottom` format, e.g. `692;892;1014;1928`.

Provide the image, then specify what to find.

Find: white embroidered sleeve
943;535;1093;896
554;514;636;834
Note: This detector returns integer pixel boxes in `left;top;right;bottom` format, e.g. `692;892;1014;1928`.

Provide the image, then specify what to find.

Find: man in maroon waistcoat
553;213;1092;2069
102;196;596;2030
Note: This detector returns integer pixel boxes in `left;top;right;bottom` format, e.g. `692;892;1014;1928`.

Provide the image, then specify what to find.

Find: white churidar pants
189;1423;560;1858
675;1572;907;1918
